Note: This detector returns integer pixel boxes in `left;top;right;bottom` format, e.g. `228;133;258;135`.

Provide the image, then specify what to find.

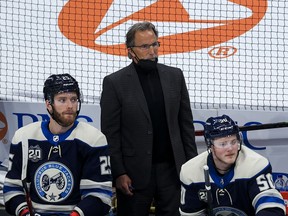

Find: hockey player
179;114;286;216
4;74;113;216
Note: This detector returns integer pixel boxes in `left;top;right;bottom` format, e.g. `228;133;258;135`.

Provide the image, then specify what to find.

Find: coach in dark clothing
100;22;198;216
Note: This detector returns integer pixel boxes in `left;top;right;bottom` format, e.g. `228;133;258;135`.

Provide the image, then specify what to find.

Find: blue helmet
204;115;240;147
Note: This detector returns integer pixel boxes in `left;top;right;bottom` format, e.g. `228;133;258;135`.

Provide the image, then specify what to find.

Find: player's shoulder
11;121;42;145
180;151;209;184
16;121;41;132
239;145;269;165
13;121;42;138
74;121;107;147
182;151;209;169
235;145;270;177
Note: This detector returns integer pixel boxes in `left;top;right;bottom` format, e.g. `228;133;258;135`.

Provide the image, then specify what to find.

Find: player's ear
45;100;52;111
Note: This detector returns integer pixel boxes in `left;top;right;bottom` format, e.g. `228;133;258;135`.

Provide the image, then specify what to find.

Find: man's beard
53;110;76;127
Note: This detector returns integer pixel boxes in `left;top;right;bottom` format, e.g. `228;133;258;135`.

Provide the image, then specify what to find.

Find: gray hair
126;22;158;58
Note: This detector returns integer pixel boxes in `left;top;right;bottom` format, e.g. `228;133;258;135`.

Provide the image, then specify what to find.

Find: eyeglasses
212;139;240;149
130;41;160;50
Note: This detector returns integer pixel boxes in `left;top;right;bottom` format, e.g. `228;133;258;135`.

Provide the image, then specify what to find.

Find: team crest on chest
34;162;74;203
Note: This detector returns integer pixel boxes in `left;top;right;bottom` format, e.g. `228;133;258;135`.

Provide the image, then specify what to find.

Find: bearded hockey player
4;74;112;216
179;114;286;216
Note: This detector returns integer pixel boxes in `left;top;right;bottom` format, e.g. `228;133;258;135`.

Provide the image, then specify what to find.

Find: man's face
47;92;78;127
211;134;240;168
128;30;159;62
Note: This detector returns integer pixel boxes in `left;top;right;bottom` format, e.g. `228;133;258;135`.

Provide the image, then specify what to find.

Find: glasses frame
130;41;160;51
212;138;240;149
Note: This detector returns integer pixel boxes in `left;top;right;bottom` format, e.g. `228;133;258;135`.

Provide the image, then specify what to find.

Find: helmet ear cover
204;115;241;148
43;73;81;103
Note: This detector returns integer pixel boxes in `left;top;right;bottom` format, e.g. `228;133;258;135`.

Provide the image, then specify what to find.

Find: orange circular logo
58;0;267;56
0;112;8;141
209;46;238;59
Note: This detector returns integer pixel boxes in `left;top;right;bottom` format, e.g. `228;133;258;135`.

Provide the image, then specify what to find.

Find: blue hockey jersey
4;121;113;216
179;145;286;216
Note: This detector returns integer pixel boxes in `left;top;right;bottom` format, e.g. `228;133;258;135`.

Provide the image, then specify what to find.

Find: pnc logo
58;0;267;56
0;112;8;141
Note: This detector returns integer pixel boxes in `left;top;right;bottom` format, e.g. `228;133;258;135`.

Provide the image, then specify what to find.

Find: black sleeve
256;207;285;216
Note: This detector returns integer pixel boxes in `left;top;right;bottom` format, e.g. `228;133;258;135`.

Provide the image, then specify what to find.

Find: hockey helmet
204;115;240;147
43;73;80;102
